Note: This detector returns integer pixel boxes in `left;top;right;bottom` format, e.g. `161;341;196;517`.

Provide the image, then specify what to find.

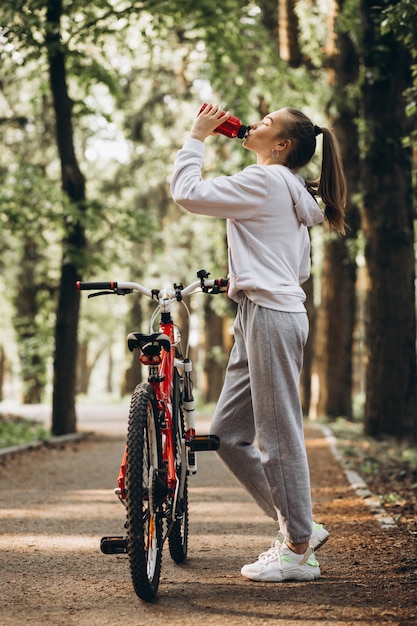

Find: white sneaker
310;522;330;550
277;521;329;551
241;543;320;582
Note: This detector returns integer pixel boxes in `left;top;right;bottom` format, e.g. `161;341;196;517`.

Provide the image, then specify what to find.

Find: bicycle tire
168;369;189;564
126;383;163;602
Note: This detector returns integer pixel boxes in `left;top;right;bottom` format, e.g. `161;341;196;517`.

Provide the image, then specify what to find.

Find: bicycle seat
127;332;171;353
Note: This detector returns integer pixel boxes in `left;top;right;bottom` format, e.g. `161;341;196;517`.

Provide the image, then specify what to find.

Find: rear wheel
168;369;189;564
126;383;163;602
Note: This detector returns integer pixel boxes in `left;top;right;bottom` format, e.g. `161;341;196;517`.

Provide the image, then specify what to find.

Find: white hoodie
171;138;324;312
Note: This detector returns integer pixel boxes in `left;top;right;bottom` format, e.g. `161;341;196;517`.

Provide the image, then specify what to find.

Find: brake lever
88;291;113;298
87;289;133;298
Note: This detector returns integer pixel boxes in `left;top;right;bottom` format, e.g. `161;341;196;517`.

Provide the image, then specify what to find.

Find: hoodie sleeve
299;232;311;285
170;138;269;219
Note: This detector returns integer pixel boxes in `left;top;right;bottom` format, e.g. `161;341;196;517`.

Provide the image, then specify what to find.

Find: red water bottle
199;103;250;139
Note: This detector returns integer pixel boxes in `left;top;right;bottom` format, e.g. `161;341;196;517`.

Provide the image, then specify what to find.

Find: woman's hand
190;104;229;142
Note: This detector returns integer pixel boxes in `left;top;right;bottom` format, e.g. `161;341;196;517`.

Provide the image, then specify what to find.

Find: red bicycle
76;270;227;602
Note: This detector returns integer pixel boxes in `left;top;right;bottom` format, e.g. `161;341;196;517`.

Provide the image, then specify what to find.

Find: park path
0;409;415;625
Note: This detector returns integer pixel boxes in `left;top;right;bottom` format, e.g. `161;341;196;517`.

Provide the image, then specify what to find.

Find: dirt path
0;420;416;626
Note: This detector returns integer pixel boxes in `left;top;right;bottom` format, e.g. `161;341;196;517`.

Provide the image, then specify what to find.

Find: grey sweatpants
210;296;313;544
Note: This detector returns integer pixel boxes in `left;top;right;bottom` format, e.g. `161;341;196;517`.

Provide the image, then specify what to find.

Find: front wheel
126;383;163;602
168;369;189;564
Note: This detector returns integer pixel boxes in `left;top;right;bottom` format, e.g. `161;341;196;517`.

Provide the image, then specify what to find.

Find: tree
4;0;253;427
1;1;88;430
360;0;417;438
314;0;361;419
45;0;87;435
279;0;302;66
5;0;381;425
13;239;48;403
381;0;417;153
1;153;65;405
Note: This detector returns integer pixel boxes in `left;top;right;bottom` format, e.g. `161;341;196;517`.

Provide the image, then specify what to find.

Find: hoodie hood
277;166;324;227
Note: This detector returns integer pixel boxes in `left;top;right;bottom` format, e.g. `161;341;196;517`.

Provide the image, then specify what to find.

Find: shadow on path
0;418;415;625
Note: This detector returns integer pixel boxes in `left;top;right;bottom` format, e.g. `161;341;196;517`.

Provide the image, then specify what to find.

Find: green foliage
1;163;67;245
0;163;64;401
381;0;417;56
381;0;417;150
338;0;416;156
0;0;364;405
296;0;330;68
402;447;417;470
0;414;50;448
336;0;362;47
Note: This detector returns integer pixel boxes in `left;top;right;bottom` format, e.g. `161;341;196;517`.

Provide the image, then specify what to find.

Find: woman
170;103;346;582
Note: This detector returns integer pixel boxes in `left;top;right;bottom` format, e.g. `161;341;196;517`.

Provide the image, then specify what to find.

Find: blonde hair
279;108;347;235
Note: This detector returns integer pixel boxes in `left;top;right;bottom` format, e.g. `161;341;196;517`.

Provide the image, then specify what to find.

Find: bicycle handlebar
76;280;152;298
77;281;118;291
76;271;228;300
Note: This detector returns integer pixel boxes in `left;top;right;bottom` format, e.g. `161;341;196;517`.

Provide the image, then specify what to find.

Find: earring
271;148;280;159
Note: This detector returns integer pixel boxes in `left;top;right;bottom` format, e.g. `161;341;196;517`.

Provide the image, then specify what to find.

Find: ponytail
316;127;347;235
280;108;347;235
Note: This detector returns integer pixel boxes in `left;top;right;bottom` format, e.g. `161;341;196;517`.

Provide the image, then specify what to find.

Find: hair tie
314;125;323;136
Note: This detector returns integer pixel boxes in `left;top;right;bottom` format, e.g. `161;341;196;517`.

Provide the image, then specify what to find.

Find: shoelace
257;539;281;562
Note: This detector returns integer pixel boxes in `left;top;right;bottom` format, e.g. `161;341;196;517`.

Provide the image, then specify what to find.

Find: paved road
1;401;131;435
0;400;216;441
0;404;415;624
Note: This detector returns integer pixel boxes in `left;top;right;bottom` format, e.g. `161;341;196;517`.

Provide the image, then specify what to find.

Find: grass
0;413;50;449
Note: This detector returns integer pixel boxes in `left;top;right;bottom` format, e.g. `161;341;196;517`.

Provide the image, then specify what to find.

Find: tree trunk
315;237;358;418
360;0;417;439
47;0;86;435
278;0;302;66
76;341;106;395
14;239;47;404
300;275;314;416
0;346;5;402
202;300;228;403
76;341;90;395
122;295;143;396
312;1;361;420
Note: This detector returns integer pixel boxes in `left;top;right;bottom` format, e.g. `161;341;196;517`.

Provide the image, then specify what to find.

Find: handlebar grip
200;277;228;294
76;281;117;291
209;278;229;290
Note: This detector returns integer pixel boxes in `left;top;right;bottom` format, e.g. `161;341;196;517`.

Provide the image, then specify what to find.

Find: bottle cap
237;125;250;139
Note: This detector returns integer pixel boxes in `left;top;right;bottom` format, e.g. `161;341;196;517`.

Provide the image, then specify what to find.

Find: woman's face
243;109;289;163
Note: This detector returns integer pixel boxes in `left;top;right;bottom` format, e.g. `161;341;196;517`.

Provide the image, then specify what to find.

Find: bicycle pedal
100;536;128;555
187;434;220;451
